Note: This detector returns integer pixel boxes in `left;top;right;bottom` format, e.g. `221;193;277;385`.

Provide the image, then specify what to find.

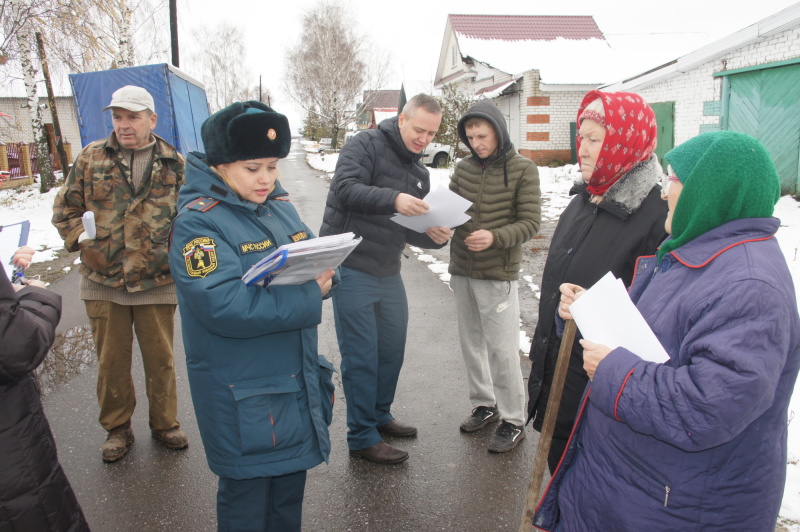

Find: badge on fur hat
183;237;218;278
267;128;277;140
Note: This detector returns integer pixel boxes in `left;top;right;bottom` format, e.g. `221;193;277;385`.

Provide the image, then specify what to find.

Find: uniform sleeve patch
183;237;218;277
290;230;308;242
239;238;274;254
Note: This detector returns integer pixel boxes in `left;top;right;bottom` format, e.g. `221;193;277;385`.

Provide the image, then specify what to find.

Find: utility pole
35;32;69;182
170;0;179;67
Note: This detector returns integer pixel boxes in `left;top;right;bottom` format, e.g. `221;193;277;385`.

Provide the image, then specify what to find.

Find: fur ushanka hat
202;101;291;166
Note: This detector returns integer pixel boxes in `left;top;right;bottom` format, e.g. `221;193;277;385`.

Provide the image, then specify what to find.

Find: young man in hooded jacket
449;100;541;452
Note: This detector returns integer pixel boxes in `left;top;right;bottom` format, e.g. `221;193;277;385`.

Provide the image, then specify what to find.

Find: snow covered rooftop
452;17;716;86
449;14;604;41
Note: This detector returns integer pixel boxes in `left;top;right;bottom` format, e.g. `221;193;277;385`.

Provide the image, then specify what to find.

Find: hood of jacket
181;152;289;213
457;99;512;165
457;100;514;186
378;116;423;164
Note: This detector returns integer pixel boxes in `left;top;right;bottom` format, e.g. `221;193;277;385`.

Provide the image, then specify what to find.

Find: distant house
602;3;800;195
434;14;608;166
0;96;81;147
357;90;402;129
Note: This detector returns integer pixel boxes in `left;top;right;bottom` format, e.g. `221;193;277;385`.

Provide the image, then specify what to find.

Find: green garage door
725;62;800;195
650;102;675;173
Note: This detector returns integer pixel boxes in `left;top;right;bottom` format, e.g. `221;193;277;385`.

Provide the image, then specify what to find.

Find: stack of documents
242;232;362;287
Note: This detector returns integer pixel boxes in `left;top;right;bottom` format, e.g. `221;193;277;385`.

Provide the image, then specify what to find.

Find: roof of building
362;90;402;110
448;14;604;42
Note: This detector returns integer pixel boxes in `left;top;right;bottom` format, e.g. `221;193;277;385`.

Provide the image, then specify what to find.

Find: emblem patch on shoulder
183;237;218;278
290;230;308;242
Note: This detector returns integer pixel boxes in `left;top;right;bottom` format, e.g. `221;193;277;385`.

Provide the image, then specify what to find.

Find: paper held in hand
0;220;30;282
390;186;472;232
242;232;362;287
568;272;669;363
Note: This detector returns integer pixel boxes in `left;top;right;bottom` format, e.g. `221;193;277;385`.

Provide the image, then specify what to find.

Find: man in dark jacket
449;100;540;453
320;93;451;464
1;247;89;531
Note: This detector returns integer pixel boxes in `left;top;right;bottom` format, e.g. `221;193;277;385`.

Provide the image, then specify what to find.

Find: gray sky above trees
180;0;797;132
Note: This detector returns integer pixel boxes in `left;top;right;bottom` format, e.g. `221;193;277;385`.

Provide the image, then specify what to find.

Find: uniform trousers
217;471;307;532
450;275;525;426
84;301;180;431
332;267;408;450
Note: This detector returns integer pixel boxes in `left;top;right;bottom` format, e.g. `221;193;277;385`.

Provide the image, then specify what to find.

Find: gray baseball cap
103;85;155;113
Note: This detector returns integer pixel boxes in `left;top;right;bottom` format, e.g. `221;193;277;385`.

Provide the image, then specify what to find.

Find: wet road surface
43;140;542;531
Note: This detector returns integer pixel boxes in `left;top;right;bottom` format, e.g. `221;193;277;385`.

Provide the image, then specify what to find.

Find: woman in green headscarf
535;131;800;531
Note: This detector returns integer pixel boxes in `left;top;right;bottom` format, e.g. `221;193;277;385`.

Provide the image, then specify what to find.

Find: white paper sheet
390;186;472;232
0;221;29;282
569;272;669;363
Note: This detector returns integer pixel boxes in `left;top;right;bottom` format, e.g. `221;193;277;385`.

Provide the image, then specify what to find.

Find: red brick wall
526;132;549;142
519;149;573;167
526;114;550;124
527;96;550;106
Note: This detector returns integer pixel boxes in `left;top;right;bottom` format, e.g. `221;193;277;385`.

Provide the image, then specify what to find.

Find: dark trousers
332;266;409;450
217;470;307;532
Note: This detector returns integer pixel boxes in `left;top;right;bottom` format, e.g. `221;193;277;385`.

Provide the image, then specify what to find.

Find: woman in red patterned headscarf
526;90;668;473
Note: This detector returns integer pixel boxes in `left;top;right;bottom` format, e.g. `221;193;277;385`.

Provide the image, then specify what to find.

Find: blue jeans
217;470;307;532
332;267;409;450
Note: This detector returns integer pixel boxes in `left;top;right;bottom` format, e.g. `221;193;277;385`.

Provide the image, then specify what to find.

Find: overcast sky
178;0;800;130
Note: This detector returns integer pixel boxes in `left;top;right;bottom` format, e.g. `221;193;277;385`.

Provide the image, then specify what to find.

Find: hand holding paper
568;272;669;364
391;186;472;232
82;211;96;239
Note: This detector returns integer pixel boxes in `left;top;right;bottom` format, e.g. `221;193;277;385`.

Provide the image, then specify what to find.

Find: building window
451;45;458;67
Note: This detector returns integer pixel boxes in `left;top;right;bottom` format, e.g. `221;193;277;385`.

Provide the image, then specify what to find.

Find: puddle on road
36;325;95;396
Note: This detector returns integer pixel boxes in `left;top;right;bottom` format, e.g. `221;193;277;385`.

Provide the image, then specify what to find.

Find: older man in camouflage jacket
52;85;188;462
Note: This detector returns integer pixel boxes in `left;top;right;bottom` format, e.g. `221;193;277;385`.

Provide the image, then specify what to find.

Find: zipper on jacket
663;486;670;507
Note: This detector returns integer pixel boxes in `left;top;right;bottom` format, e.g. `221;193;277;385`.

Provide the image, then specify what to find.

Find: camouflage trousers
84;301;180;432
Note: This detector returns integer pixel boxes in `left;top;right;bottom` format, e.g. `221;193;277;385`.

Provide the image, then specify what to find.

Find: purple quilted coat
534;217;800;532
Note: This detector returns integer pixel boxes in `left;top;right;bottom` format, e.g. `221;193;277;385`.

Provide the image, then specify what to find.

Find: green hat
659;130;780;261
202;101;291;166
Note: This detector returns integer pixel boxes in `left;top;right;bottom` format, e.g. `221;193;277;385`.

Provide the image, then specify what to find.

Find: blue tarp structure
69;63;210;154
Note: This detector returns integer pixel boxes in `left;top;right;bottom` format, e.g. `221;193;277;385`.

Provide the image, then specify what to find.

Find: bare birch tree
9;0;54;190
186;22;251;113
285;1;388;151
49;0;167;72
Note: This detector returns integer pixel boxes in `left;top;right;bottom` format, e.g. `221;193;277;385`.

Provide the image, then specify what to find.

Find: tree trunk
330;124;340;151
115;1;133;68
13;0;54;192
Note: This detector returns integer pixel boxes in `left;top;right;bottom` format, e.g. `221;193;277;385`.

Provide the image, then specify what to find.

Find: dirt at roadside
27;248;80;286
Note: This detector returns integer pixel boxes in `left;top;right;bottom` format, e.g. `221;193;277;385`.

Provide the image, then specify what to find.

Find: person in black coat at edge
0;246;90;531
526;90;669;473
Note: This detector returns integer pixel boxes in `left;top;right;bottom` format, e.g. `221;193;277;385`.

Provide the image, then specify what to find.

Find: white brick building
603;4;800;194
0;96;82;148
434;15;604;166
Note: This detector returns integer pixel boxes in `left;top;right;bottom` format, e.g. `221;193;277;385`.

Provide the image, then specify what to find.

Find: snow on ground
1;145;798;527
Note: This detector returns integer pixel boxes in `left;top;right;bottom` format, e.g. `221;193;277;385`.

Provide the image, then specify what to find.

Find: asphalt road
42;140;540;532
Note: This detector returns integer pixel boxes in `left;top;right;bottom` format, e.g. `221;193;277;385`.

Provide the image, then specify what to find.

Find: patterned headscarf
577;90;658;196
